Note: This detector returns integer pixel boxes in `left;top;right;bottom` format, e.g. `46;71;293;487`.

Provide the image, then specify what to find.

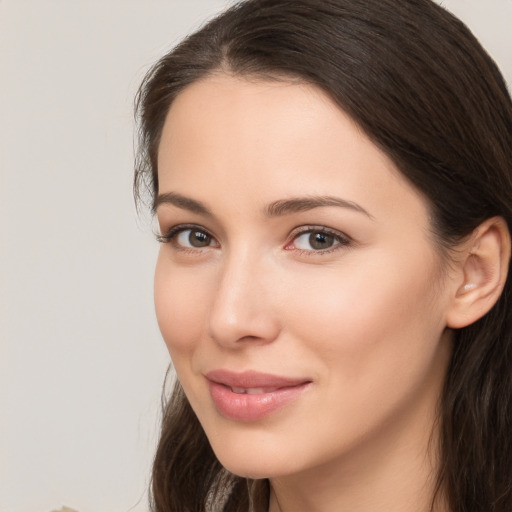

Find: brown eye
188;230;212;247
172;228;214;248
291;228;349;253
157;225;219;249
308;232;335;250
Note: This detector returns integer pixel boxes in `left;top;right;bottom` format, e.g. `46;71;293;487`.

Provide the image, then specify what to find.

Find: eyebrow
154;192;373;219
154;192;212;216
264;196;373;219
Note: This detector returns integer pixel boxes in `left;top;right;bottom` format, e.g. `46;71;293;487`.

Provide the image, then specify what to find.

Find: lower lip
208;381;310;422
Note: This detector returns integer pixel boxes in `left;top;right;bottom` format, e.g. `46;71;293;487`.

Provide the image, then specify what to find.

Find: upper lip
205;369;311;389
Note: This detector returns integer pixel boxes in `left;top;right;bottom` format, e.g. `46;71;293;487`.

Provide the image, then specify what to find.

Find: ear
446;216;511;329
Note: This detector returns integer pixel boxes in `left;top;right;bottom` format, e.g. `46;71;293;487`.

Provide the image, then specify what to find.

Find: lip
206;369;312;422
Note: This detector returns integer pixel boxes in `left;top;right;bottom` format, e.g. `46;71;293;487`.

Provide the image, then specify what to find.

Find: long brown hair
134;1;512;510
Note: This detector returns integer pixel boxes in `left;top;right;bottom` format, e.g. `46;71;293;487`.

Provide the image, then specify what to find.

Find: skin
154;74;458;512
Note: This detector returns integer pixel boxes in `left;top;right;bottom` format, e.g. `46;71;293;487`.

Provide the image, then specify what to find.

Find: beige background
1;1;511;511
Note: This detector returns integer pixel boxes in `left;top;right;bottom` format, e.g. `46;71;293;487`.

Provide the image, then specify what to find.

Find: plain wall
1;1;510;511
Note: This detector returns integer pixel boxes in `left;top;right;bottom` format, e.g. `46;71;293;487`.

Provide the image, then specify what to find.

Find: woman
134;0;512;511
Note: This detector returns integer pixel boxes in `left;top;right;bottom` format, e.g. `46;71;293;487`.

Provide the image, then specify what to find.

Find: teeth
246;388;266;395
230;387;278;394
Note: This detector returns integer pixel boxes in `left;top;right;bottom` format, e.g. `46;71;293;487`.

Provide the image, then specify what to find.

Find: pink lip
205;369;312;422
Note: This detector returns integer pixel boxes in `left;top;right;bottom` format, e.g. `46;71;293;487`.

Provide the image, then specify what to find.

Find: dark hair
134;0;512;510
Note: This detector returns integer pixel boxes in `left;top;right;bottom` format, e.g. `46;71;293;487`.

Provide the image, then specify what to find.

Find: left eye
292;230;346;251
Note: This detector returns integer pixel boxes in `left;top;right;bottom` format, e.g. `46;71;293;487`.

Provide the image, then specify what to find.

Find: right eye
157;225;219;250
176;228;215;248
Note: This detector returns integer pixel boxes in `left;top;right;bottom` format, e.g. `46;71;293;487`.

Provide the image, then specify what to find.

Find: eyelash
156;224;351;255
156;224;217;252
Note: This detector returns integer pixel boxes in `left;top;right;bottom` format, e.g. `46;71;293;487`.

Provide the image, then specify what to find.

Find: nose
207;251;281;348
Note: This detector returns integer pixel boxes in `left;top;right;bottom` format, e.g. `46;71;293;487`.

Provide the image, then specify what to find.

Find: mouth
229;386;280;394
205;369;312;422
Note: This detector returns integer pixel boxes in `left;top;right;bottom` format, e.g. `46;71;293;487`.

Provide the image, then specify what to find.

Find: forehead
157;73;429;226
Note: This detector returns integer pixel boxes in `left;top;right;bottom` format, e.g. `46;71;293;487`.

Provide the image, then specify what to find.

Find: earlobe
446;217;511;329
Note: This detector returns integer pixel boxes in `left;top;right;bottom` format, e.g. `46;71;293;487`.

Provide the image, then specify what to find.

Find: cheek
271;252;448;455
280;250;445;370
154;251;212;357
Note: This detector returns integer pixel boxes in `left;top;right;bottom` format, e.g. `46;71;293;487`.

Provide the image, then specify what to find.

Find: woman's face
154;75;453;480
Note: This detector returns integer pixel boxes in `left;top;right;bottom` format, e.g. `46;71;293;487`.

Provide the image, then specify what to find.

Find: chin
217;458;283;480
206;432;292;479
